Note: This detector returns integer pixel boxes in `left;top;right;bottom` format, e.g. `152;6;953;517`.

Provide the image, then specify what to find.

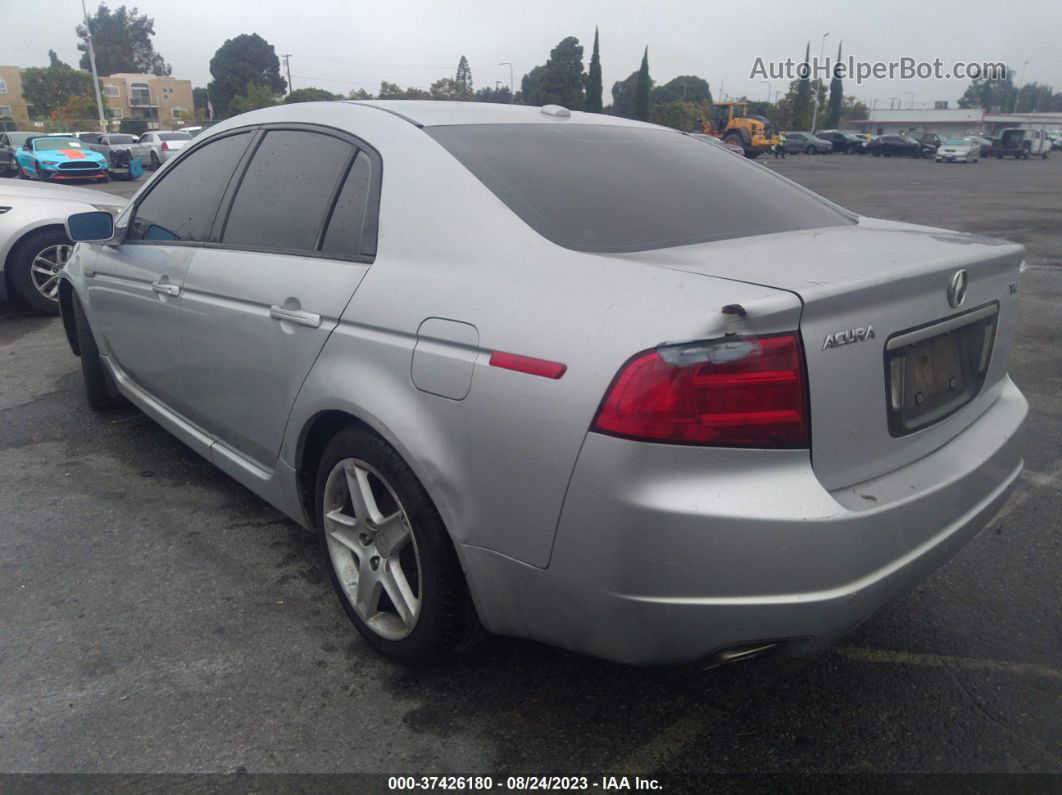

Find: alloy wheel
322;458;422;641
30;243;71;302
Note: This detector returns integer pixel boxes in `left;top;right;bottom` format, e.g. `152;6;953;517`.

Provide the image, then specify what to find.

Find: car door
179;126;379;471
87;130;255;420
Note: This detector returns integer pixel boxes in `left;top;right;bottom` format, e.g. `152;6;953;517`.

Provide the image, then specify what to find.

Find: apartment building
0;66;32;124
101;74;195;129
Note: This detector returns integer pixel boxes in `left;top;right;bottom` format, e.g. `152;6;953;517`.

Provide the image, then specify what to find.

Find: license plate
885;305;997;436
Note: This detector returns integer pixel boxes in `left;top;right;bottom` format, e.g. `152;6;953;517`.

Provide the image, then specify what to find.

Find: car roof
349;100;652;129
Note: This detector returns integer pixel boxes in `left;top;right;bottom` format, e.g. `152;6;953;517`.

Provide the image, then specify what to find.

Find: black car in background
865;134;930;158
816;130;867;153
916;133;944;154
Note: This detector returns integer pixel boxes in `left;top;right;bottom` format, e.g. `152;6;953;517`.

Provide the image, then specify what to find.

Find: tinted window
128;132;251;243
108;134;135;144
321;150;375;257
223;130;353;252
428;124;850;253
159;132;192;142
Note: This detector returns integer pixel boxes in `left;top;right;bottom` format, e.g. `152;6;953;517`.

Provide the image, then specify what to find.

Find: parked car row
1;129;195;181
779;128;1052;162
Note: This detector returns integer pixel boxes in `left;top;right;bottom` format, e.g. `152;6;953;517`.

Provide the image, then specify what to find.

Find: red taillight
592;333;809;448
161;141;169;151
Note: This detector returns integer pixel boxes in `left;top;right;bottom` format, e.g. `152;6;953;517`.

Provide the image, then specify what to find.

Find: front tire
7;228;71;315
71;292;122;410
316;425;480;665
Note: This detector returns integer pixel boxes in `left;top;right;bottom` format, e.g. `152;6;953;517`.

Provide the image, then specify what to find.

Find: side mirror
66;211;115;243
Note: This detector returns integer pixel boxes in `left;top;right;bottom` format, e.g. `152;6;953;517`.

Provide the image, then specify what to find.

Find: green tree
76;3;171;76
229;81;279;115
519;64;547;105
792;42;812;129
21;62;98;118
207;33;286;119
283;87;339;103
523;37;585;109
473;85;512;104
610;71;638;117
826;41;843;128
377;81;430;100
455;56;473;99
192;86;209;117
48;49;69;68
51;95;103;124
585;27;602;112
633;47;651;121
430;77;462;100
651;75;711;105
347;87;374;100
650;101;708;130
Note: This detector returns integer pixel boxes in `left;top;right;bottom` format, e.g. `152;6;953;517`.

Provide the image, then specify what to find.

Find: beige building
0;66;32;124
101;74;195;129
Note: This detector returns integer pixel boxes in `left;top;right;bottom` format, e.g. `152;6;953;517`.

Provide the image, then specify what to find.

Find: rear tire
150;151;161;169
71;292;122;410
316;425;481;665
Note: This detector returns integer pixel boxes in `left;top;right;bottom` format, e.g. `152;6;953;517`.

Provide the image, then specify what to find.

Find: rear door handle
151;281;181;297
269;305;321;328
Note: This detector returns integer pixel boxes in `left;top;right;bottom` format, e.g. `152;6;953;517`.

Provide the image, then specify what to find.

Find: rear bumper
463;378;1027;665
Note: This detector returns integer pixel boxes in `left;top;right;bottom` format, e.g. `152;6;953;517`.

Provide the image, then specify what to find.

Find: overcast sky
2;0;1060;109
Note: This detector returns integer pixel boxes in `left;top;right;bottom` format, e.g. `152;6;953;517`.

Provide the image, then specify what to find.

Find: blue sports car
15;136;109;182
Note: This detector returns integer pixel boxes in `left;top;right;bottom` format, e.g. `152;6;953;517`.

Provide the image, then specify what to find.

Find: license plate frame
884;303;998;436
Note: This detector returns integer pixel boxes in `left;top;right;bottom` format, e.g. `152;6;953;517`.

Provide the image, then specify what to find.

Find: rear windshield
108;134;136;144
159;132;191;141
427;124;850;253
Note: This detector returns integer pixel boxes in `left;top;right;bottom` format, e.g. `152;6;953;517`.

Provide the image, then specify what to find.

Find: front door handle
151;281;181;297
269;305;321;328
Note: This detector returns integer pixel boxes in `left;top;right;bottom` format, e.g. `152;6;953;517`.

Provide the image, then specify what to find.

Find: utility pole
1012;60;1029;113
81;0;108;131
282;54;293;95
499;62;513;102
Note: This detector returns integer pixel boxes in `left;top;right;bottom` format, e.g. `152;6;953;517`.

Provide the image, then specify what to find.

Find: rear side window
127;131;252;242
222;130;354;252
320;150;375;257
428;124;851;253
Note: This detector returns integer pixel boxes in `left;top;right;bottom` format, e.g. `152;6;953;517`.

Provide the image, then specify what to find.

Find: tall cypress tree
455;55;473;98
793;42;812;129
826;41;843;128
586;27;603;112
634;46;650;121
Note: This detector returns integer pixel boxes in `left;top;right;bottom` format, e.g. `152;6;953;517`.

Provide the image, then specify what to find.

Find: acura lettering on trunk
58;101;1027;666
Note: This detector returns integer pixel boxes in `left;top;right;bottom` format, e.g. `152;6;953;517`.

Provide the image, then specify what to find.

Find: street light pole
81;0;108;132
282;54;293;95
499;62;513;102
1012;60;1029;113
810;31;829;132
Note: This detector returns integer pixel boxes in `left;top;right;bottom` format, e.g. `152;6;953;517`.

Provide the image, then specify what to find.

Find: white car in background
0;180;125;314
137;131;193;169
935;137;980;164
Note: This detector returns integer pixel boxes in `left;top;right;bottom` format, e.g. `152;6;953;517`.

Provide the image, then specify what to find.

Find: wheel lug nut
370;556;380;571
359;533;372;546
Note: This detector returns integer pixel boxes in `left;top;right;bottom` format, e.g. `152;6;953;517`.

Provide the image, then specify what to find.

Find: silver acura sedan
59;101;1027;666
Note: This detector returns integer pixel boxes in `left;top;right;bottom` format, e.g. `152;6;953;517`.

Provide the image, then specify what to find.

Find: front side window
128;131;252;243
428;124;851;253
222;130;354;252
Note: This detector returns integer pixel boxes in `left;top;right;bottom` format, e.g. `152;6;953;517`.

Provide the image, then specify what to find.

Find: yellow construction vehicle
697;102;779;158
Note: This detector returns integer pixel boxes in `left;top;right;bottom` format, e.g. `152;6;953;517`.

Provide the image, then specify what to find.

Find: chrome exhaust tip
701;642;779;671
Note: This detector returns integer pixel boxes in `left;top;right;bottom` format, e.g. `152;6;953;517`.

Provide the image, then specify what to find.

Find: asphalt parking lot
1;154;1059;783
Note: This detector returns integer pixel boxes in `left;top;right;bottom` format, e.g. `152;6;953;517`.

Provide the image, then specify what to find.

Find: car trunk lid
612;217;1024;490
